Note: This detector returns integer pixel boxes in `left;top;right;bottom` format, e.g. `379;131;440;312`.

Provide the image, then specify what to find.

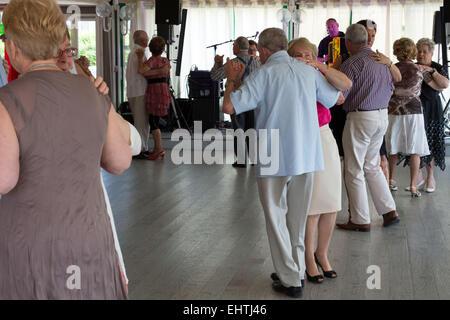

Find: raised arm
222;59;245;114
138;62;169;77
371;50;402;83
0;102;20;194
388;64;402;83
127;122;142;156
421;65;449;91
137;61;169;77
136;50;169;77
210;55;226;81
78;71;135;153
307;59;352;91
114;110;132;148
432;71;450;90
101;105;132;175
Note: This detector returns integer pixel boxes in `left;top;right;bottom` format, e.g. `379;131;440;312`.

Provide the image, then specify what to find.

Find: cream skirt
386;114;430;156
309;125;342;215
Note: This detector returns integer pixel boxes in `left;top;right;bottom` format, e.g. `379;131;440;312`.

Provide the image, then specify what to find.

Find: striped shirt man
210;51;261;82
340;46;394;112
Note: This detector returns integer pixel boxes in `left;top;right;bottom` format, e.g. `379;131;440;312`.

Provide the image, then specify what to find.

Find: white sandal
405;179;425;191
389;179;398;191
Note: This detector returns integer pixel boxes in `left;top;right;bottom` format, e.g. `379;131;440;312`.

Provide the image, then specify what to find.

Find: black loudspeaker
155;0;182;25
188;71;220;130
433;11;442;44
444;0;450;23
188;71;219;99
176;98;194;128
157;24;171;42
190;98;219;131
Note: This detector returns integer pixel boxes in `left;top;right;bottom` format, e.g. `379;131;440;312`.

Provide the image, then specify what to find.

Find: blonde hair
3;0;67;61
393;37;417;61
287;37;318;59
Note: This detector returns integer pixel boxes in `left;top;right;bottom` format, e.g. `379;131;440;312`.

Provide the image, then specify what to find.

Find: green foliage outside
78;32;96;67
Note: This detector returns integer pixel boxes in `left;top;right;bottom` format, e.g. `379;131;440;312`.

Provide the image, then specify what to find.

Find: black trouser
149;115;160;132
231;110;255;164
328;105;346;157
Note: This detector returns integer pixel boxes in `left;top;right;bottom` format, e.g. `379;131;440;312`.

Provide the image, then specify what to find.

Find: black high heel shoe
314;253;337;279
305;270;324;284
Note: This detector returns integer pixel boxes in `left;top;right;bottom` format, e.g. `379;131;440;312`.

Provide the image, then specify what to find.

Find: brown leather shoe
382;210;400;227
336;220;370;232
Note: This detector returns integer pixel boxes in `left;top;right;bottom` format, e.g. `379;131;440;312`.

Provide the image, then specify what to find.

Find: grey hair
345;24;368;46
234;36;249;50
258;28;288;53
416;38;435;54
133;30;147;44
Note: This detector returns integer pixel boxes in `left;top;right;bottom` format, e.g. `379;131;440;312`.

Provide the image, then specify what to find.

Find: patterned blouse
388;61;424;115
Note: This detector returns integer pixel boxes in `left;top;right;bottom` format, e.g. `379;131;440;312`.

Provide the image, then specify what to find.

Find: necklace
28;63;59;72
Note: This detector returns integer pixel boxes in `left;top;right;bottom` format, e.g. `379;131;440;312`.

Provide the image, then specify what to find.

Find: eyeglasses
56;47;78;58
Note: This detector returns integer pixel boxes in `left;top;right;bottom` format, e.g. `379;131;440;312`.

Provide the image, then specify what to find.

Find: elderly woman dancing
287;38;351;283
399;38;449;192
386;38;441;197
0;0;131;299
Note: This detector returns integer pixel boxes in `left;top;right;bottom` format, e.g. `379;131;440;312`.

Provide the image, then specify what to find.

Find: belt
349;108;385;112
147;77;169;84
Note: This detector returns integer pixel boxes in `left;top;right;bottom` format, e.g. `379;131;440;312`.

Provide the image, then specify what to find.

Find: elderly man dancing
211;36;261;167
222;28;340;298
337;24;399;231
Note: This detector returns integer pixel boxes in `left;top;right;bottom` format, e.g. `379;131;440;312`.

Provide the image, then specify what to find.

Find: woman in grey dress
0;0;131;299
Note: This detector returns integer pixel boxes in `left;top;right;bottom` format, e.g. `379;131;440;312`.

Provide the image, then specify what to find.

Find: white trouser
128;95;149;152
343;109;396;224
257;173;314;288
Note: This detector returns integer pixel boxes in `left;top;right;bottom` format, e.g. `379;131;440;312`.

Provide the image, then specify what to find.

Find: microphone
255;31;259;38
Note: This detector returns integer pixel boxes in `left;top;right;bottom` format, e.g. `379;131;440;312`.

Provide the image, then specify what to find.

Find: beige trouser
128;95;149;152
343;109;396;225
257;173;313;288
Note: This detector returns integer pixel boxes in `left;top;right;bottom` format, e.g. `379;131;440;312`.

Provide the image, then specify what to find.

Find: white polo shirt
126;44;149;99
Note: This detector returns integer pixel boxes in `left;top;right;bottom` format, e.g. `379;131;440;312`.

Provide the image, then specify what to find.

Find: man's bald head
133;30;149;47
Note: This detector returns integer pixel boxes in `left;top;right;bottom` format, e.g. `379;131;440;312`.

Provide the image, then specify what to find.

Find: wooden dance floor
102;152;450;300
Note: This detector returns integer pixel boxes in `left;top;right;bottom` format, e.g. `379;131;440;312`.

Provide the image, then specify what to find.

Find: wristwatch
430;68;436;75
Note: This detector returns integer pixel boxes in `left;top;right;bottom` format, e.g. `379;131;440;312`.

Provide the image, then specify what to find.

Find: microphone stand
206;39;234;56
247;31;259;39
206;32;259;55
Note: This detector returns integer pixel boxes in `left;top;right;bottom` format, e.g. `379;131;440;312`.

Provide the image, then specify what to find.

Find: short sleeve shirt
230;51;340;177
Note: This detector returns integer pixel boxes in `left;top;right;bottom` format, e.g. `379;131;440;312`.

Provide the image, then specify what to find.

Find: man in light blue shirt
222;28;339;298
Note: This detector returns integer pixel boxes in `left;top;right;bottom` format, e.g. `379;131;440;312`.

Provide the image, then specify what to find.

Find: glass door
70;18;97;78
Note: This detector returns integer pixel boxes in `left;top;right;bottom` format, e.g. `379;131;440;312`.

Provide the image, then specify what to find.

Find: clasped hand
370;50;390;65
214;54;224;66
225;58;245;82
